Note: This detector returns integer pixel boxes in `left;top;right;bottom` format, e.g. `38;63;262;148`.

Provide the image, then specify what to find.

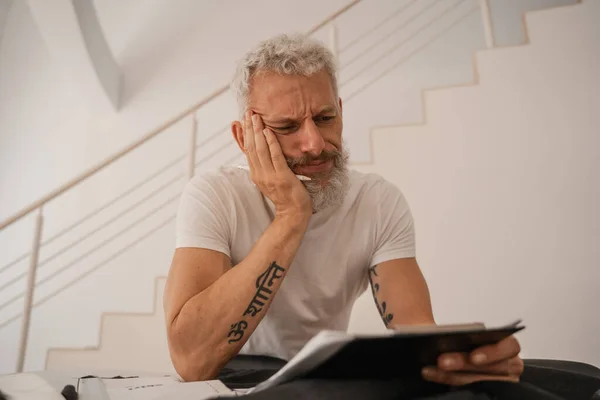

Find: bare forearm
169;214;309;380
368;259;435;329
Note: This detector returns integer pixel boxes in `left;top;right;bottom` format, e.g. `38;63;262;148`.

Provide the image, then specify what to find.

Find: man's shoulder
345;169;409;215
187;165;254;193
348;169;403;196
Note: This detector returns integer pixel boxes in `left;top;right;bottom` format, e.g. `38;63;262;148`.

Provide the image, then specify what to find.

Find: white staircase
43;0;600;372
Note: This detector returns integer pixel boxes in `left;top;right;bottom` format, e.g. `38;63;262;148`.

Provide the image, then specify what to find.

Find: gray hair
230;33;339;118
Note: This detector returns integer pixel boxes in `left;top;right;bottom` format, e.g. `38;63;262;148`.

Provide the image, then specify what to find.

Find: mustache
285;149;342;168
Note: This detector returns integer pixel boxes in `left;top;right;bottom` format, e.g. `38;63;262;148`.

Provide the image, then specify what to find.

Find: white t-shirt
175;165;416;361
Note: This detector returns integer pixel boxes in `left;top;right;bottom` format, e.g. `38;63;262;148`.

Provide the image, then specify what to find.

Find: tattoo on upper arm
227;261;285;344
368;265;394;327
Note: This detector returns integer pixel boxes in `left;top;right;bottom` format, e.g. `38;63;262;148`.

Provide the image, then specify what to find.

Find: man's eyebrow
315;106;338;115
262;117;299;125
262;107;338;125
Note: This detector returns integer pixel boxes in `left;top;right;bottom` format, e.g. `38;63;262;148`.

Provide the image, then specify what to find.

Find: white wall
0;0;14;45
0;0;91;215
0;0;588;374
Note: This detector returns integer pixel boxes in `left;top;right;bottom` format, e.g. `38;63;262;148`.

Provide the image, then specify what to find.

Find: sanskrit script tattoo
227;261;285;344
368;265;394;327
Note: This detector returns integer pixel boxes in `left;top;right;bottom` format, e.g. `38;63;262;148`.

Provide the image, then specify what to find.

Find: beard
286;144;350;213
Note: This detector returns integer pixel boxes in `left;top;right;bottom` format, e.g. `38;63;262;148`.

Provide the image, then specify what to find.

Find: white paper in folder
100;376;234;399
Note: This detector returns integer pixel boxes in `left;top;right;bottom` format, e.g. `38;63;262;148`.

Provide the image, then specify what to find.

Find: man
162;33;523;386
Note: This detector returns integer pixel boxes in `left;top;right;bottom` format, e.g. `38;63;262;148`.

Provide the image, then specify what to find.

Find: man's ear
231;120;245;153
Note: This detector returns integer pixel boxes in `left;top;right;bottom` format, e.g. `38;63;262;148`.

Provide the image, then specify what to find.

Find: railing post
329;21;339;79
16;206;44;373
478;0;495;48
188;114;197;180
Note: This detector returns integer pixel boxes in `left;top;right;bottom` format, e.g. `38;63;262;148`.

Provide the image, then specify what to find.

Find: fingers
430;347;524;387
437;352;468;370
243;111;258;169
422;367;520;386
469;335;521;366
263;128;288;172
243;111;293;180
251;113;274;173
439;356;523;375
437;336;522;371
437;352;509;374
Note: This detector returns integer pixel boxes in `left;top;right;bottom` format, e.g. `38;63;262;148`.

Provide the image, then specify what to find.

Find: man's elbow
174;357;220;382
167;327;225;381
168;343;225;381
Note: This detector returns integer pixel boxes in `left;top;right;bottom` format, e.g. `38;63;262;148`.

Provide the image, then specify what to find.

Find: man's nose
297;119;326;157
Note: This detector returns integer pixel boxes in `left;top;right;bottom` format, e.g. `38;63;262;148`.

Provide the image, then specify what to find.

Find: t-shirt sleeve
174;173;232;258
370;178;416;267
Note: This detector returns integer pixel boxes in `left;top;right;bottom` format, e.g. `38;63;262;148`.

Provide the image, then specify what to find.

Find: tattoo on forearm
368;266;394;327
243;262;285;317
227;261;286;344
227;321;247;344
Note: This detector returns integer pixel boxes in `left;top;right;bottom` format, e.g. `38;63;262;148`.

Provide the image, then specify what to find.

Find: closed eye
270;125;298;134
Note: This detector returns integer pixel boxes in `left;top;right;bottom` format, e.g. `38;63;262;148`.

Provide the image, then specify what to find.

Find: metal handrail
344;2;479;101
0;86;227;231
0;193;181;315
0;215;176;331
342;0;467;85
339;0;419;54
0;140;245;313
0;125;229;275
339;0;438;71
0;172;183;295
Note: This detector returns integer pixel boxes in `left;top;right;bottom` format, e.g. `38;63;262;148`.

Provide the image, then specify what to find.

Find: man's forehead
248;70;337;120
